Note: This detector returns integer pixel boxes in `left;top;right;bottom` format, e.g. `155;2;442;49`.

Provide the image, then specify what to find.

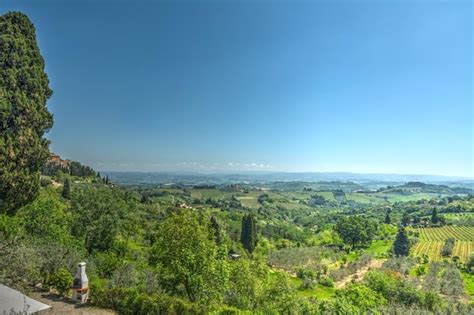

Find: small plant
414;265;426;276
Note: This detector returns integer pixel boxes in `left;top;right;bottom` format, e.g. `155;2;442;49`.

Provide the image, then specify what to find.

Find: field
415;226;474;241
411;227;474;262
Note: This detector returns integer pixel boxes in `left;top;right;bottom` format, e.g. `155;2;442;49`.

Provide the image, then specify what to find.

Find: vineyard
411;226;474;262
415;226;474;241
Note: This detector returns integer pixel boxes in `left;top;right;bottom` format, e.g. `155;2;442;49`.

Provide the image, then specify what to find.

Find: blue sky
2;0;472;176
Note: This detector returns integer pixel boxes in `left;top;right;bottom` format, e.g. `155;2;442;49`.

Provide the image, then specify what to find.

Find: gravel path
30;291;116;315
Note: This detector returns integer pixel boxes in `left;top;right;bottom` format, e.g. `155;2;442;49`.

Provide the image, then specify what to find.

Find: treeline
42;160;97;178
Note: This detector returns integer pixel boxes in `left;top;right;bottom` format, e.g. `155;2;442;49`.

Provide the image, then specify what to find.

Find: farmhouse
47;153;71;168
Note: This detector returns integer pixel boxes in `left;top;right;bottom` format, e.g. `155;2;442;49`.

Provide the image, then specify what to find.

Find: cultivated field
411;226;474;262
415;226;474;241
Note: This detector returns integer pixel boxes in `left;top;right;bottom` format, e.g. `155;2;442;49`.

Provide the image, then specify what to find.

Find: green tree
401;212;410;226
69;185;126;254
440;264;464;297
334;216;376;249
17;188;74;245
0;12;54;215
335;283;386;313
62;178;71;199
85;212;119;253
240;214;257;253
393;226;410;256
440;237;455;257
210;215;224;245
431;207;439;224
384;212;391;224
225;258;266;309
149;210;228;304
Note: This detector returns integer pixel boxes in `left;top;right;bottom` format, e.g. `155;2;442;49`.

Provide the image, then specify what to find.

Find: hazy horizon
100;169;473;181
3;0;472;177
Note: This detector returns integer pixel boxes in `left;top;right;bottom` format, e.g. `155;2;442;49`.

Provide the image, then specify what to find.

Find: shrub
46;267;73;296
441;238;455;257
319;276;334;287
89;286;204;314
40;178;52;187
440;264;464;297
466;253;474;273
336;283;386;312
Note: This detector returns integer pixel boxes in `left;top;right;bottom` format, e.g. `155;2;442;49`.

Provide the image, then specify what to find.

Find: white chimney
72;262;89;303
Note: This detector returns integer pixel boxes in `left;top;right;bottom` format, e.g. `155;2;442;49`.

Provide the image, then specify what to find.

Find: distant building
229;253;241;260
177;203;193;209
47;153;70;168
49;153;61;162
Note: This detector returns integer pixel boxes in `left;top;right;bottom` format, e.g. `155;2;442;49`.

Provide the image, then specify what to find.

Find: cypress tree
62;178;70;199
393;226;410;256
240;214;257;254
210;216;223;245
431;207;439;225
384;212;391;224
0;12;54;214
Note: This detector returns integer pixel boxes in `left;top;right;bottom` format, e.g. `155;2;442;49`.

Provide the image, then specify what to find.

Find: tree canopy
149;210;228;304
0;12;53;215
334;216;376;249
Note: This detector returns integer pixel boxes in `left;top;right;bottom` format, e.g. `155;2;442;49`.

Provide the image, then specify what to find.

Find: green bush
40;178;52;187
46;267;73;296
319;276;334;287
90;286;204;315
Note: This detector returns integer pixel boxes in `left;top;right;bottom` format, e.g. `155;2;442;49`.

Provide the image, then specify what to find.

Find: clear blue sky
2;0;472;176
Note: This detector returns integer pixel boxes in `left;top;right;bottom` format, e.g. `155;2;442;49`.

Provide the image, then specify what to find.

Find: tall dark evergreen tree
240;214;257;254
431;207;439;224
62;178;70;199
384;212;391;224
393;226;410;256
0;12;53;214
210;215;224;245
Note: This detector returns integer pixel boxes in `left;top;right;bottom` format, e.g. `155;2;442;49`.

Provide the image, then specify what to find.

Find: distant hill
377;182;473;195
104;171;473;188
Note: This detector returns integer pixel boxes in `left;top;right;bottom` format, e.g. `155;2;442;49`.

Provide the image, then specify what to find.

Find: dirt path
334;259;385;289
51;180;62;188
31;291;116;315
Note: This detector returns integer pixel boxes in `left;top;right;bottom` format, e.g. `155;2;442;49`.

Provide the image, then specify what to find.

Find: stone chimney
72;262;89;303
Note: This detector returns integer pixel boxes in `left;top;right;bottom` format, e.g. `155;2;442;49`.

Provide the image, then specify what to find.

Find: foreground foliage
0;12;53;215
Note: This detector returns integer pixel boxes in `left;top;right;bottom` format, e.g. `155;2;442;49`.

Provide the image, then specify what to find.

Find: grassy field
287;275;336;299
381;193;440;203
366;240;393;257
443;213;474;218
345;193;380;204
190;189;228;200
462;272;474;302
410;226;474;262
